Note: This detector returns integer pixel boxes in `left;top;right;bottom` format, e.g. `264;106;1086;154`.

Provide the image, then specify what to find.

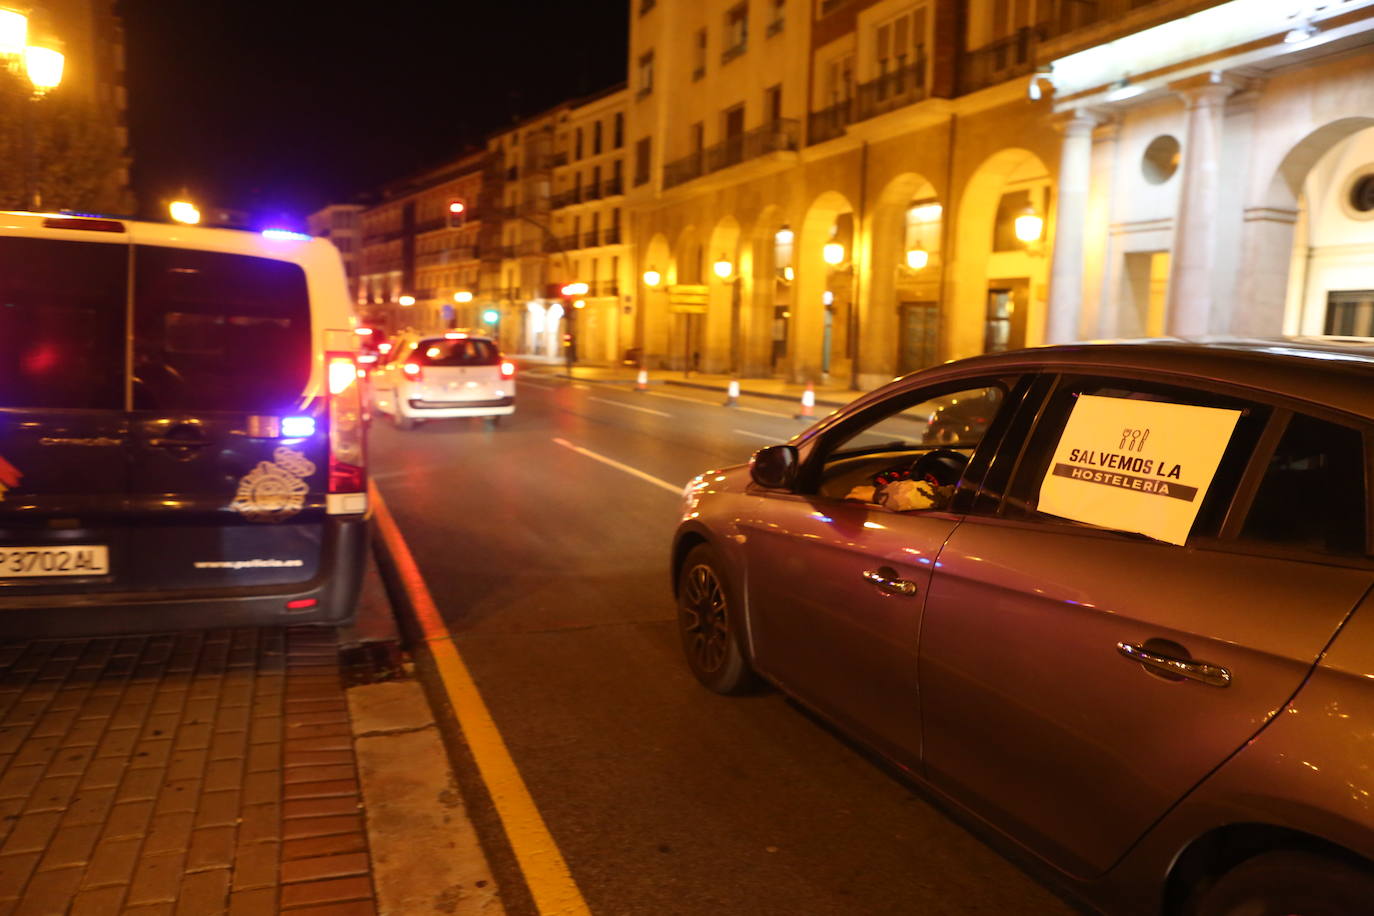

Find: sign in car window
1038;394;1241;546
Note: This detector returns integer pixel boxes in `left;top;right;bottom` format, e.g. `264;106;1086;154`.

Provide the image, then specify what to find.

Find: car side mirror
750;444;798;490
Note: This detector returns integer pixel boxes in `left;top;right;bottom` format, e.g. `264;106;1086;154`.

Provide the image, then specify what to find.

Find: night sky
118;0;629;228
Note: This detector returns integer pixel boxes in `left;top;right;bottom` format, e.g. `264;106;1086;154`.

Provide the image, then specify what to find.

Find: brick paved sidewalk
0;626;378;915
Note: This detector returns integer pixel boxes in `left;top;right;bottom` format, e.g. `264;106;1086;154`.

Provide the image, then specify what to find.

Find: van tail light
403;362;423;381
500;360;515;380
326;351;367;513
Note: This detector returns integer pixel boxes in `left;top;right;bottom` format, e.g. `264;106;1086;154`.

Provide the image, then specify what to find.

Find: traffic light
447;199;466;228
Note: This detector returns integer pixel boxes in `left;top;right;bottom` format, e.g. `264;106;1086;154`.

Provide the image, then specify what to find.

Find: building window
824;53;854;104
765;85;782;123
693;28;707;81
614;113;625;148
638;51;655;98
634;137;651;186
768;0;785;36
575;127;584;160
873;5;929;90
593;121;603;155
723;3;748;63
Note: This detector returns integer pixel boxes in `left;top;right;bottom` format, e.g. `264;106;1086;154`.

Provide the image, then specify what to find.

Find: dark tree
0;70;133;214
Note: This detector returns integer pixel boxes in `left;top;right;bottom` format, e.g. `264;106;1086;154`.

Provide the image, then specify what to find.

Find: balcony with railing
721;41;747;66
546;234;578;253
958;24;1045;95
808;61;927;145
583;183;604;202
415;217;446;234
602;227;622;246
595;280;620;296
662;118;800;190
602;177;624;197
766;17;784;37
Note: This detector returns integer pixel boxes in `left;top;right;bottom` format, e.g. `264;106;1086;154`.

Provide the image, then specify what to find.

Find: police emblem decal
231;447;317;523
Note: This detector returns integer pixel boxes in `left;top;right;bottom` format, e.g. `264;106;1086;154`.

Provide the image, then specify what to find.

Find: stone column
1166;73;1238;337
1046;110;1100;344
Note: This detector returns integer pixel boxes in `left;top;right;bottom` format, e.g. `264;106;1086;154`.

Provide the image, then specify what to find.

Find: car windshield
414;338;500;367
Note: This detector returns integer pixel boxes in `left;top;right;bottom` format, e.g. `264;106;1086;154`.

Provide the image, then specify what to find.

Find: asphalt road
370;371;1078;916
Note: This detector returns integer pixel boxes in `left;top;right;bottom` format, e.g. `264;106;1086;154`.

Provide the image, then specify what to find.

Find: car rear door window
414;338;500;366
1240;413;1367;556
1006;375;1270;542
0;237;126;410
133;246;311;412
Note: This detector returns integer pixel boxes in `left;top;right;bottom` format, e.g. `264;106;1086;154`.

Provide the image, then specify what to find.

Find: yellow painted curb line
369;480;591;916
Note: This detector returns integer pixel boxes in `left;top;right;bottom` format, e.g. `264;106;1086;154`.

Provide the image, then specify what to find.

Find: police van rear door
0;228;129;587
126;243;328;592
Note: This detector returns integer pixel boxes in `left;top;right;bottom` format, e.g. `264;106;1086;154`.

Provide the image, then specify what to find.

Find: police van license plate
0;546;109;578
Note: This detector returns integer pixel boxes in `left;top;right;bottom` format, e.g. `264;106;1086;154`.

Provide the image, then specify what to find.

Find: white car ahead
373;332;515;429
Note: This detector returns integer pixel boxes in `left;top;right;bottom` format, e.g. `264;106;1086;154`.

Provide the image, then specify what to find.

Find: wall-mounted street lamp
712;257;734;279
561;281;589;297
453;290;474;303
822;241;846;266
1014;206;1045;244
642;268;662;287
905;246;930;270
398;295;416;307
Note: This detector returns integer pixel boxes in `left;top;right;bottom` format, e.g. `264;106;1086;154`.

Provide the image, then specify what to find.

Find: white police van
0;212;368;634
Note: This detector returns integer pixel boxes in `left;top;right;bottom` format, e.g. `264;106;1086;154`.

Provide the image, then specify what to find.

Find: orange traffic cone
795;382;816;419
635;368;649;392
723;379;740;407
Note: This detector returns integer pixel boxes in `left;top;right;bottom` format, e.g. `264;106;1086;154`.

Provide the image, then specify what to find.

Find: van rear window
0;237;126;410
414;338;500;367
133;246;311;411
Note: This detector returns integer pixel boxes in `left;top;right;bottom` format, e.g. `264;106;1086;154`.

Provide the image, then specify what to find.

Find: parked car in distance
0;211;369;636
370;332;515;430
672;338;1374;916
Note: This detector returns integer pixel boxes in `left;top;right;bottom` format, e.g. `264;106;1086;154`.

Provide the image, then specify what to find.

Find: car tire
1187;851;1374;916
677;543;758;695
394;412;414;431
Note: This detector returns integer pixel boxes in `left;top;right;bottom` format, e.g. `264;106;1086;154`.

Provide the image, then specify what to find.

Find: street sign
668;284;708;314
441;304;455;321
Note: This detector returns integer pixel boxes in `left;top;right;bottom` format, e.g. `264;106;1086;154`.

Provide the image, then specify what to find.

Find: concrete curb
352;536;511;915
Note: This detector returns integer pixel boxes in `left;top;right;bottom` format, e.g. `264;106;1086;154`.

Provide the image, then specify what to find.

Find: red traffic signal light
447;199;466;227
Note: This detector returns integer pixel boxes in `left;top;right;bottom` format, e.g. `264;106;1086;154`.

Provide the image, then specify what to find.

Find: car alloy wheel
682;562;729;675
676;544;757;695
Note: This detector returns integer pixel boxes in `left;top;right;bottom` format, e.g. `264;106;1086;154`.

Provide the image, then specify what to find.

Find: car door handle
1117;642;1231;688
862;567;918;597
148;437;210;448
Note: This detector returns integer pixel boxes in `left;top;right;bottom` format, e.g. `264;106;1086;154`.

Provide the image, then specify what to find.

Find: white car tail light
500;360;516;379
326;352;367;513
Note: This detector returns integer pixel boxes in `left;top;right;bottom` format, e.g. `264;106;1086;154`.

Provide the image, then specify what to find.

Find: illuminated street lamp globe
822;241;845;266
712;258;733;279
0;7;27;59
642;269;662;287
1015;206;1045;244
398;295;416;307
905;247;930;270
169;200;201;225
23;42;63;94
453;290;474;303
